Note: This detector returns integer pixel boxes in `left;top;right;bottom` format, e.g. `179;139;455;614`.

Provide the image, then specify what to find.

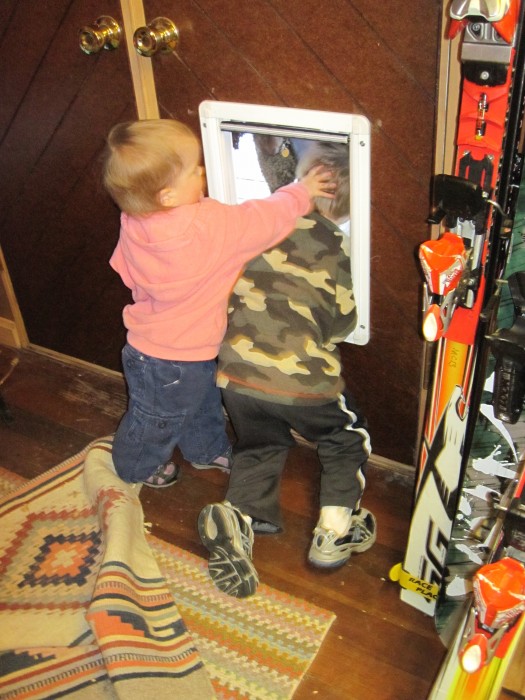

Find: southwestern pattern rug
0;437;335;699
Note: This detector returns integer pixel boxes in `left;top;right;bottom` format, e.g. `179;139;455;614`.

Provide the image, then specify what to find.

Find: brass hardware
133;18;179;57
79;16;122;54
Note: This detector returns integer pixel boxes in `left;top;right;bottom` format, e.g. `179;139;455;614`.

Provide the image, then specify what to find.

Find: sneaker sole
307;551;352;569
191;462;230;473
143;463;180;488
198;504;258;598
143;478;179;489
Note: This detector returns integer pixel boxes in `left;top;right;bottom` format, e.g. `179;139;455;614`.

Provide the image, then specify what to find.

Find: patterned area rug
0;438;335;699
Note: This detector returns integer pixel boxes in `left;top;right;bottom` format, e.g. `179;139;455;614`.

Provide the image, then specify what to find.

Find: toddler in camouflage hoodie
198;141;376;598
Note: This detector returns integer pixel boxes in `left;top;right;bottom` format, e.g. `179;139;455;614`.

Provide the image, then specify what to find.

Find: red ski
390;0;525;616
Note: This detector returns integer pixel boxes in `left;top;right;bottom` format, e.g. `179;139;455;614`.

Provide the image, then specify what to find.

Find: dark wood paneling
0;0;441;465
0;0;133;369
150;0;440;464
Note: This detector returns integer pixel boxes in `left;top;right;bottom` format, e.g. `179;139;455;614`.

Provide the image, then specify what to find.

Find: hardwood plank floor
0;346;522;699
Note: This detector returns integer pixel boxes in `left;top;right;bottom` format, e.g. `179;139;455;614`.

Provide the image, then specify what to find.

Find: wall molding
119;0;160;119
22;345;415;479
291;431;414;479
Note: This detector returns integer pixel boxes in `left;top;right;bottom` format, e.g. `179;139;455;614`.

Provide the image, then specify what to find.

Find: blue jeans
112;344;230;483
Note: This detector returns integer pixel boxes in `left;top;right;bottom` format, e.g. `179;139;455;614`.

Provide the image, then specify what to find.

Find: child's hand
299;165;336;201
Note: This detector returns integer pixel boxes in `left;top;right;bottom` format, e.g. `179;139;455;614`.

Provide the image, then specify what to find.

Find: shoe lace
239;527;254;557
347;514;373;544
229;505;254;557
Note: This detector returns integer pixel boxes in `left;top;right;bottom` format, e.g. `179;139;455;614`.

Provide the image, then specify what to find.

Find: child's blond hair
296;142;350;223
103;119;199;216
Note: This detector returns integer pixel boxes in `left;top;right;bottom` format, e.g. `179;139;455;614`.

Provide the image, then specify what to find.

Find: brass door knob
133;18;179;57
79;16;122;54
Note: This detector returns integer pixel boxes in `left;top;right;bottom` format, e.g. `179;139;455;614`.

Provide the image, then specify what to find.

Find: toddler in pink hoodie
102;118;334;487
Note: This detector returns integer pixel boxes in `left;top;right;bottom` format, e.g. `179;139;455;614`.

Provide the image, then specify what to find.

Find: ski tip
389;562;403;583
389;562;441;602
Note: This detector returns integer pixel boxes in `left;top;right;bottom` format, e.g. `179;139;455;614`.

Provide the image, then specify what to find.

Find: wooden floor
0;346;522;700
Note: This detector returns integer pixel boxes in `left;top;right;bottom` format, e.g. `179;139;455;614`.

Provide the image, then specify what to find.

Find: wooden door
0;0;136;370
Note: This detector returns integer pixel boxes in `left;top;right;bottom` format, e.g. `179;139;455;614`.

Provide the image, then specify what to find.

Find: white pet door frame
199;100;371;345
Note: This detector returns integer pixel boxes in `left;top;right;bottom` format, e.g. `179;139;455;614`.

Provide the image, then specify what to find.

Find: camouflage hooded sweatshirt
217;212;357;405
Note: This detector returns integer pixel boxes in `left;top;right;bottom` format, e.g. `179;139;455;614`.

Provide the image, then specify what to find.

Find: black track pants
222;390;371;529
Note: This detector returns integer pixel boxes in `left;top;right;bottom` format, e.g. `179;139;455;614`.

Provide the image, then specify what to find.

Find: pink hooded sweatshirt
110;182;310;361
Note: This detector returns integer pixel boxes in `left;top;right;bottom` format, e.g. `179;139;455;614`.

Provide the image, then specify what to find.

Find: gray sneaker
308;508;377;569
198;501;259;598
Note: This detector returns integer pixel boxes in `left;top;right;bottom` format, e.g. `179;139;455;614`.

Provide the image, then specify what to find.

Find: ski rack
390;0;525;617
488;271;525;422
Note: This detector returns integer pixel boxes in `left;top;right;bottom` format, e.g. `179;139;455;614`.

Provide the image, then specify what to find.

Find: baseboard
23;344;416;479
291;430;415;479
27;344;124;381
0;318;23;348
367;453;415;479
